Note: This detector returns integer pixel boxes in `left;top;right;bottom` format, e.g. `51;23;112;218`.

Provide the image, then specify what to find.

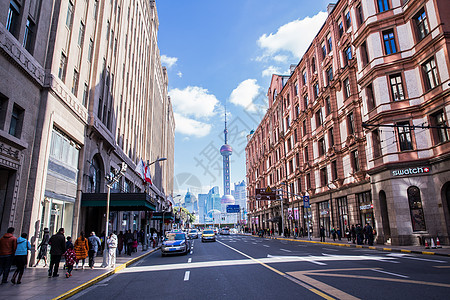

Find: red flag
144;166;153;184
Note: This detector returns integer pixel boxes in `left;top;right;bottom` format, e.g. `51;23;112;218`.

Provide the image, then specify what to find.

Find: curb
240;234;450;257
53;247;160;300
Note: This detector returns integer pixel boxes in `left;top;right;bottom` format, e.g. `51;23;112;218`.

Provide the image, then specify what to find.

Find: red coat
0;233;17;256
64;248;77;266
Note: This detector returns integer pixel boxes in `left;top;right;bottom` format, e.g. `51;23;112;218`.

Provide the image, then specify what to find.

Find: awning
81;192;156;211
151;212;174;221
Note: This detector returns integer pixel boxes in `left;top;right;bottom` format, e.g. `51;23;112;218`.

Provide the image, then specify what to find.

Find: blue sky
156;0;330;198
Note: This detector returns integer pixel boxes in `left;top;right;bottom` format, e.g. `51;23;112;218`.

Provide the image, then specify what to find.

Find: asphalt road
71;234;450;300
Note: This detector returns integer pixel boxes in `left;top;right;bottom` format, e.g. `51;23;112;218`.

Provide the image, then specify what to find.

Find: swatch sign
392;166;430;177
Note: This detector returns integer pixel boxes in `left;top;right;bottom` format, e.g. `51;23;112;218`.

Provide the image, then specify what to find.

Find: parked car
220;228;230;235
161;232;191;256
188;229;199;239
201;230;216;242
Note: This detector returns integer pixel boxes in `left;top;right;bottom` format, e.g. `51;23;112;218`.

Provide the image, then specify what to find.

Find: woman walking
34;228;49;267
117;231;124;255
11;233;31;284
74;231;88;269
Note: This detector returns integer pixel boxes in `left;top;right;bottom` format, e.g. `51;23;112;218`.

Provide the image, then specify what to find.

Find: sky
155;0;331;199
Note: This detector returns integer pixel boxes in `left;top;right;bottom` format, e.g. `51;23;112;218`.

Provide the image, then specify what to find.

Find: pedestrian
319;226;325;242
117;231;124;255
152;231;158;248
337;227;342;241
11;232;30;285
300;227;304;237
63;243;76;278
74;231;89;269
124;230;133;256
0;227;17;284
331;227;336;241
138;229;145;248
356;224;363;245
48;228;66;278
87;232;101;269
365;223;374;246
34;228;50;267
346;226;351;243
107;232;117;268
351;225;356;244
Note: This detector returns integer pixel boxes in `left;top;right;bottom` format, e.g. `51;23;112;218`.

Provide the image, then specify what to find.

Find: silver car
188;229;199;239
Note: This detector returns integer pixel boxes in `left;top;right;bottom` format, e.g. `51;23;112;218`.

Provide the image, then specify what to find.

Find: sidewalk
0;245;160;300
242;233;450;256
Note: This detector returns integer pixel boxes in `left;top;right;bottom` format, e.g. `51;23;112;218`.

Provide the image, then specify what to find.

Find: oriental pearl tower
220;108;235;208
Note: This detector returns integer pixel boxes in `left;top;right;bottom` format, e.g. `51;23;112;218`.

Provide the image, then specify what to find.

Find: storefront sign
392;166;430;177
360;204;373;210
320;210;329;215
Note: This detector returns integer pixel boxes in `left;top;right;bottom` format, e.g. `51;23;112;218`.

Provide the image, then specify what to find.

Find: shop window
407;186;426;231
377;0;390;13
397;121;413;151
389;73;405;101
414;8;429;41
383;29;397;55
422;57;439;91
9;104;24;138
430;110;449;144
337;196;348;232
6;1;20;37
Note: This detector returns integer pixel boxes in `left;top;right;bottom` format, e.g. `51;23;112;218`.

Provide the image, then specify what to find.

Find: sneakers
48;271;52;278
52;274;59;277
66;273;69;278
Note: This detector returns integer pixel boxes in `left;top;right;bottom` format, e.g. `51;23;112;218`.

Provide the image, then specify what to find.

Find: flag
144;165;153;185
135;159;145;180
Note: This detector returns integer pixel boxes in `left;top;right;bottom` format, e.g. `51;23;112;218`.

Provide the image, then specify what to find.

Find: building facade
246;0;450;245
0;0;174;264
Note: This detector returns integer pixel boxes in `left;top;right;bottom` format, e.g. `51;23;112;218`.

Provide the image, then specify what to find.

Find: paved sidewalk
0;245;161;300
242;233;450;256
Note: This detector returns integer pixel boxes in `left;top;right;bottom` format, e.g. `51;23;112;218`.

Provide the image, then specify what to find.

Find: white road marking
252;242;257;245
386;254;447;263
188;258;192;263
280;249;292;253
322;248;339;252
263;245;270;247
371;269;409;278
190;250;193;254
184;271;190;281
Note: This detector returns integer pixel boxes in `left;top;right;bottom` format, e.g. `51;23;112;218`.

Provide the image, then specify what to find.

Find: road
71;234;450;299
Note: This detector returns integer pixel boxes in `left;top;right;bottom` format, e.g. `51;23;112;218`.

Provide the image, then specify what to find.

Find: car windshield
189;229;197;233
166;233;185;241
203;230;214;234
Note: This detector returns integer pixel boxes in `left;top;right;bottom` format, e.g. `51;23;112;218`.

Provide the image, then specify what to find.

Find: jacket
107;234;118;248
49;232;66;255
74;237;89;260
64;248;77;266
0;233;17;256
15;237;31;256
88;235;101;252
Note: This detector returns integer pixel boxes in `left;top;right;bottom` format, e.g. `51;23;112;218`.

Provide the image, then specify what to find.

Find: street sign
226;205;240;213
255;186;277;201
303;195;310;208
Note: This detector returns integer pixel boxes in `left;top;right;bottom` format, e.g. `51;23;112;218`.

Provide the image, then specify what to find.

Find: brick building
246;0;450;246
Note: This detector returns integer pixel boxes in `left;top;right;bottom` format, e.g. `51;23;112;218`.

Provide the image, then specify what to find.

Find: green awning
151;212;174;220
81;192;156;211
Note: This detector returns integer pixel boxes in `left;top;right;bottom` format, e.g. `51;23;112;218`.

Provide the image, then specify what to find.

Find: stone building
0;0;174;263
246;0;450;245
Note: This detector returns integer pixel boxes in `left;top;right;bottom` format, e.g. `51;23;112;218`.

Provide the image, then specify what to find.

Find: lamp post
146;158;167;246
102;163;127;268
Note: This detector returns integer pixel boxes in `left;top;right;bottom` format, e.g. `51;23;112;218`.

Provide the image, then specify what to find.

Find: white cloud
161;55;178;68
229;79;262;112
257;11;327;60
174;113;212;138
262;66;281;77
177;71;183;78
169;86;220;119
273;55;288;63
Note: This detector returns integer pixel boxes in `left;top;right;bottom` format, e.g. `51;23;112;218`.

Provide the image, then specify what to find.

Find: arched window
407;186;426;231
89;156;102;193
273;89;278;102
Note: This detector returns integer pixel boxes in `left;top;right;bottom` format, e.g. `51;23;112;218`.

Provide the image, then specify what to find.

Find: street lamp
102;162;127;267
146;158;167;244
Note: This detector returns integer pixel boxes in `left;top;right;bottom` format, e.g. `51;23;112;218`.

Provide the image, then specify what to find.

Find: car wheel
161;253;166;257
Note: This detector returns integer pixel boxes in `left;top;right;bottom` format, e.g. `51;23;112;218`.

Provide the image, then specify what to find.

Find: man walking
88;232;101;269
0;227;17;284
107;232;117;268
319;226;326;242
48;228;66;277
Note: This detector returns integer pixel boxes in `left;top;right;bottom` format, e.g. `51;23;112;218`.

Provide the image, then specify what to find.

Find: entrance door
379;190;391;239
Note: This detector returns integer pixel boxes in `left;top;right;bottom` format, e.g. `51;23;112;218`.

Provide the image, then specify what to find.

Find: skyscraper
220;109;235;207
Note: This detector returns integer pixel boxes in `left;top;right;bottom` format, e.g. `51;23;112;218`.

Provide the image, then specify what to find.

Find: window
389;74;405;101
345;11;351;30
344;46;352;65
372;129;382;158
304;94;309;108
82;83;89;107
294;128;298;143
106;20;110;40
0;94;8;128
303;120;307;136
422;58;439;91
383;29;397;55
414;8;429;41
78;22;85;47
318;138;325;156
88;39;94;62
338;21;344;38
295;105;300;118
72;69;79;96
320;167;328;186
286;116;290;129
328;36;333;52
93;0;99;20
304;146;309;163
397;121;413;151
356;4;364;27
407;186;426;231
344;78;351;99
331;160;338;181
311;57;316;73
377;0;390;13
302;71;307;85
322;44;327;59
328;127;335;147
66;1;74;29
294;82;298;96
23;18;35;52
6;1;20;36
366;83;376;110
361;41;369;66
351;149;359;172
430;110;449;144
347;112;355;134
306;173;311;190
313;83;319;99
325;97;331;116
327;67;333;85
58;53;67;81
315;110;323;128
9;104;24;138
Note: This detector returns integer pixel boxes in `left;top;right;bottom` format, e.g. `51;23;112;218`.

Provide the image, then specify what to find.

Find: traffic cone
436;237;442;248
425;238;429;249
431;238;436;249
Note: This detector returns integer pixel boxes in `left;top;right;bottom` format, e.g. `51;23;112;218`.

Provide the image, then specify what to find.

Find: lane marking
398;256;447;263
280;249;292;253
188;258;192;263
322;248;339;252
190;251;193;254
371;269;409;278
263;245;270;247
184;271;190;281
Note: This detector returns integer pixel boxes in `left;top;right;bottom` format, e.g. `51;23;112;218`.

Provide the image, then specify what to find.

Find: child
63;243;76;278
63;236;73;270
132;239;138;253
